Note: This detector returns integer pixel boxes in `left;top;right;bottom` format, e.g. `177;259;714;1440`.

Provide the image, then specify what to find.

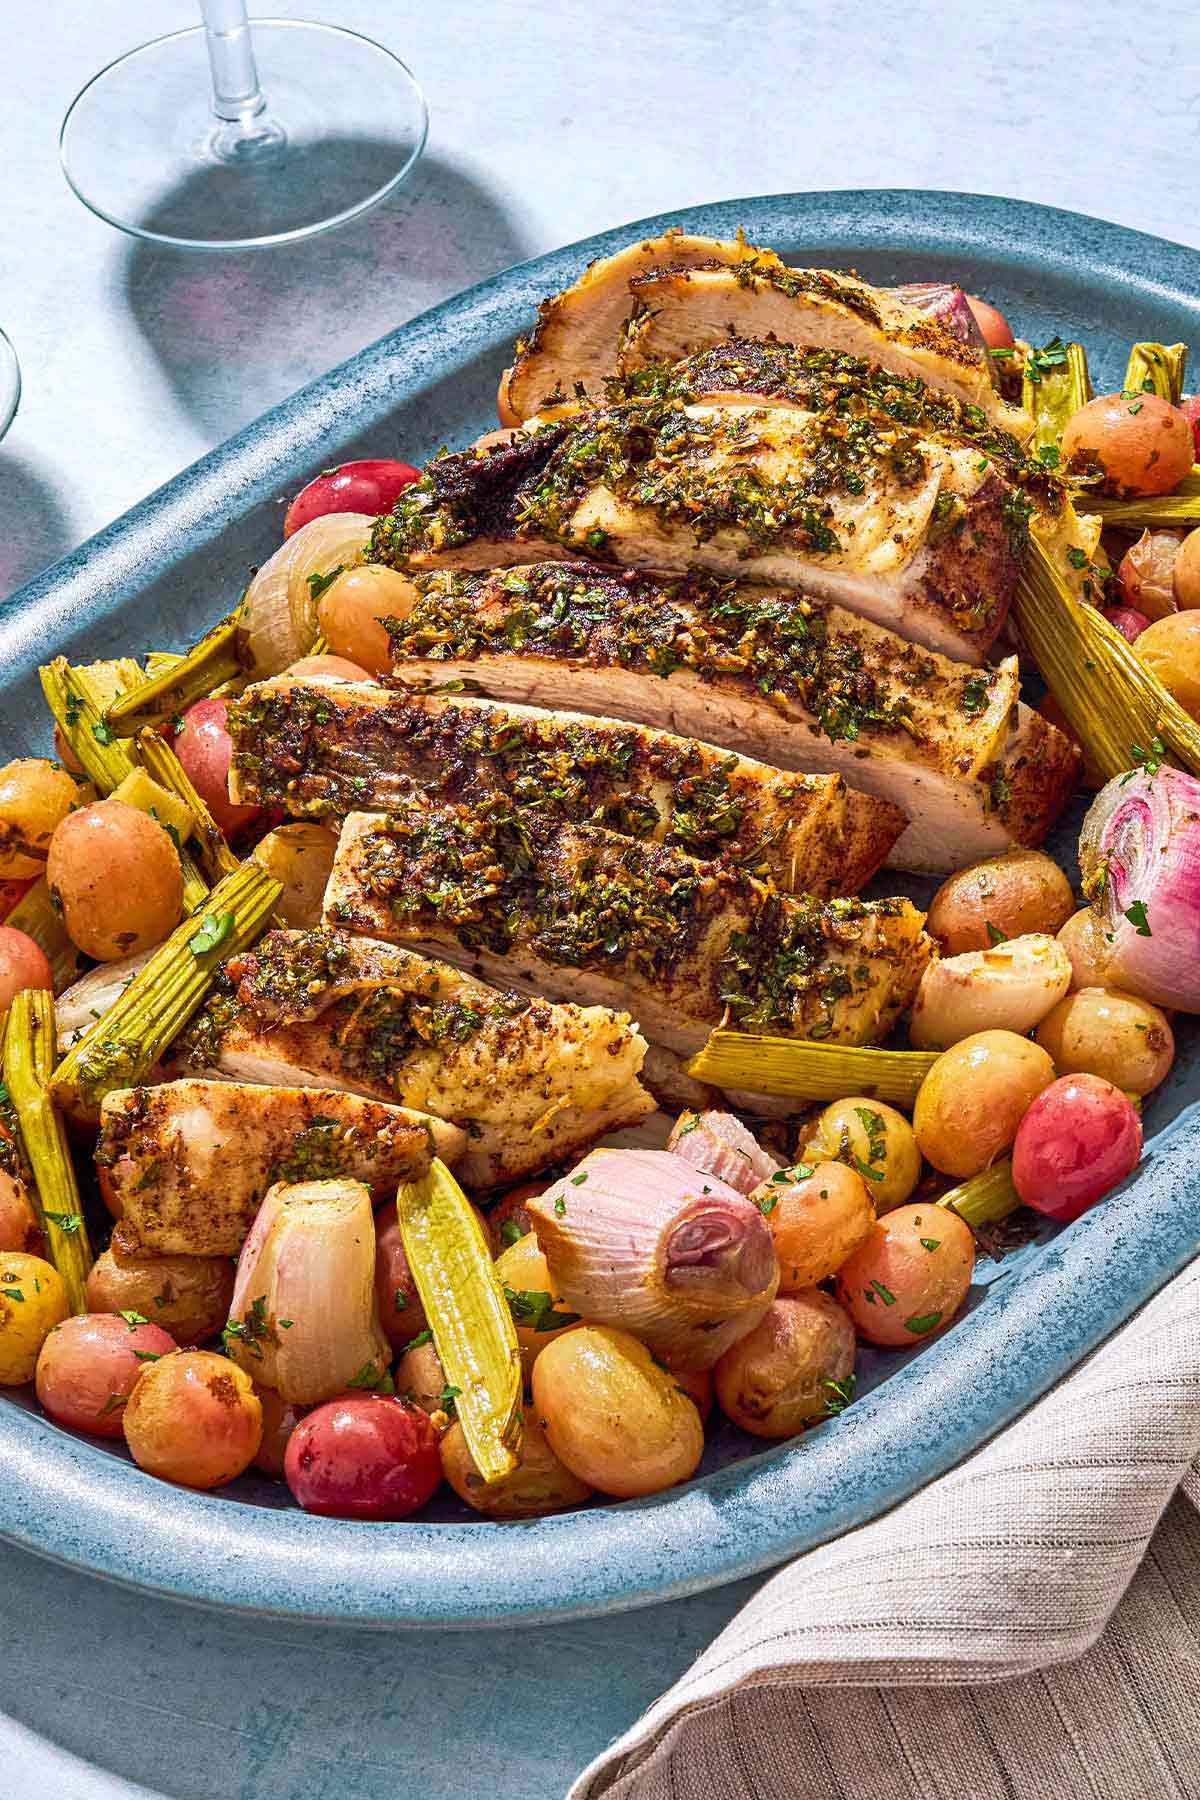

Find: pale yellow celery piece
1123;342;1187;404
49;859;281;1117
135;729;239;881
6;878;86;993
397;1159;522;1484
1016;533;1200;784
1022;340;1090;459
111;768;195;845
1090;492;1200;529
143;651;186;679
937;1160;1019;1229
684;1032;938;1106
3;989;93;1312
105;610;245;737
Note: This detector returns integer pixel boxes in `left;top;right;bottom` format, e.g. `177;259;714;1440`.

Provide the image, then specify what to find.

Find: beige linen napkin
572;1258;1200;1799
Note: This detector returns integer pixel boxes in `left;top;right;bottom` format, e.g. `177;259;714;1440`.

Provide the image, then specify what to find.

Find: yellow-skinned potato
1036;988;1175;1097
394;1336;447;1415
85;1248;234;1346
494;1231;579;1381
908;933;1071;1051
440;1416;593;1518
1136;611;1200;721
715;1291;855;1438
1061;392;1193;498
1173;528;1200;610
756;1161;874;1291
925;850;1074;955
532;1325;704;1498
1057;907;1114;991
318;564;415;674
47;799;182;960
913;1031;1054;1177
0;759;82;879
0;1253;69;1385
835;1206;975;1347
801;1098;920;1214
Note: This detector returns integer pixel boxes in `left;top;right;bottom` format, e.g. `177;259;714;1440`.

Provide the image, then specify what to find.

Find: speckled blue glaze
2;191;1200;1629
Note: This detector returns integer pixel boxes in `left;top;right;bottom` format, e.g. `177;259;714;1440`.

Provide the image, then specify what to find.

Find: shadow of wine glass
0;459;74;607
120;147;535;443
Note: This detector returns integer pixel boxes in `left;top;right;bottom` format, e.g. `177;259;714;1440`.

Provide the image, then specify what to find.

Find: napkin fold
572;1258;1200;1799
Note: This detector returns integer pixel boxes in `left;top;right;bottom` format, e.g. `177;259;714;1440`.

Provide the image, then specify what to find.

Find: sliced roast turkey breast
385;564;1079;877
372;396;1028;662
227;675;903;897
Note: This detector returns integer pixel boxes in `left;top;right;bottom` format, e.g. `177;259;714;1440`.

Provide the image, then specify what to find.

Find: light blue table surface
4;1;1200;1793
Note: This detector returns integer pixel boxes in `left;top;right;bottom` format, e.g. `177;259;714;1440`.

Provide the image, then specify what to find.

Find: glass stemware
59;3;427;251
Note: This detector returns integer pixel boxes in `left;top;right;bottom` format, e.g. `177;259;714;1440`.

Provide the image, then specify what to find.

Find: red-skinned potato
283;459;419;539
1062;392;1194;498
964;295;1014;349
835;1205;975;1347
1180;394;1200;458
374;1198;427;1352
0;926;53;1006
36;1312;176;1438
1011;1075;1142;1222
174;697;263;838
925;850;1075;955
285;1392;442;1519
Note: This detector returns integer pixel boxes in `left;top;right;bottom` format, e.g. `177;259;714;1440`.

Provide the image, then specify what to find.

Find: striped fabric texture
572;1259;1200;1799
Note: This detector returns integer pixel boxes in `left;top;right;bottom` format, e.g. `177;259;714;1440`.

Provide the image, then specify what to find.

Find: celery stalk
1015;534;1200;784
111;768;195;845
1022;339;1090;461
136;730;239;881
3;989;93;1311
50;859;281;1117
936;1161;1019;1229
684;1032;939;1105
6;878;86;992
105;612;245;737
397;1160;522;1484
1123;342;1187;404
39;657;209;910
1090;492;1200;529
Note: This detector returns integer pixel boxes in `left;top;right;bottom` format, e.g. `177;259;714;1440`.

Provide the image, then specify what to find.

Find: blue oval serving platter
2;190;1200;1628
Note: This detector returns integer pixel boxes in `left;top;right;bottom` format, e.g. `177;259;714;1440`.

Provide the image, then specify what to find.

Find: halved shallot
528;1149;779;1369
1079;765;1200;1011
225;1177;390;1404
666;1109;782;1196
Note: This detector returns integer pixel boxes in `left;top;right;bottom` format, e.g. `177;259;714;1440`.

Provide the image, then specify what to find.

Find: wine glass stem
200;0;266;122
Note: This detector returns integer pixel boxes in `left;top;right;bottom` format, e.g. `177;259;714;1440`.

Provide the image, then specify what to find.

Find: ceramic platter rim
3;190;1200;1628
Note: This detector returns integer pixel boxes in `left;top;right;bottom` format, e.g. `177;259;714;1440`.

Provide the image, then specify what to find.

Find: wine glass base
59;19;428;250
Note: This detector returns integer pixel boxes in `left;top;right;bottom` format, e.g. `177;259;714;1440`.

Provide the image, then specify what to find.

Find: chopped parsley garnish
865;1278;896;1306
822;1375;856;1415
959;676;989;717
1066;546;1089;569
553;1195;567;1217
221;1294;269;1358
905;1311;944;1333
188;910;235;957
503;1286;581;1333
498;1219;523;1249
399;1328;432;1356
985;921;1008;945
43;1210;84;1235
438;1384;462;1418
1037;444;1061;468
91;719;115;746
569;1171;588;1185
1;1286;23;1302
346;1362;396;1393
919;1237;941;1252
306;565;345;602
118;1309;149;1328
1124;900;1152;937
